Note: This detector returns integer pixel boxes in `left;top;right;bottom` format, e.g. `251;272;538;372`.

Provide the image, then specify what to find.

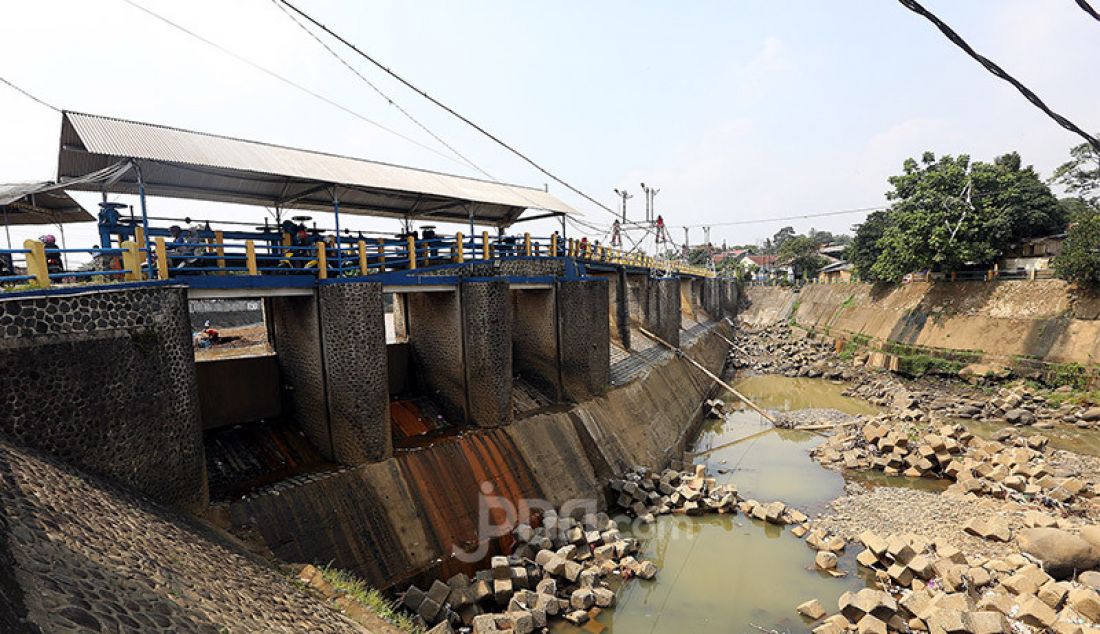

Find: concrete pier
0;285;208;512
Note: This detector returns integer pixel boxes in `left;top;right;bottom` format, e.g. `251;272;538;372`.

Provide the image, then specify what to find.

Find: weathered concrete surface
461;280;513;427
227;322;728;589
0;286;207;512
719;279;741;318
557;279;611;402
405;289;466;423
0;439;367;633
270;294;331;457
644;277;682;347
196;355;281;430
511;287;561;400
743;281;1100;367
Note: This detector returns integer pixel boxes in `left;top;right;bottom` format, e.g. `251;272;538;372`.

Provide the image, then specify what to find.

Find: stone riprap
0;439;365;633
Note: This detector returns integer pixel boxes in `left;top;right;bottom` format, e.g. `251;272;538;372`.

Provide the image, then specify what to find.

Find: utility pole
639;183;660;223
613;189;633;222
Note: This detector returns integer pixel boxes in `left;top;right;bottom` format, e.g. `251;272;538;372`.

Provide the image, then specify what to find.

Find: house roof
819;261;853;273
747;254;778;266
56;111;576;227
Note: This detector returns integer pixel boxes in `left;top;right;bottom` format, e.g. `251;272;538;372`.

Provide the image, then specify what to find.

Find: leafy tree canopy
777;235;826;279
846;211;890;281
852;151;1064;282
1051;137;1100;208
1053;208;1100;289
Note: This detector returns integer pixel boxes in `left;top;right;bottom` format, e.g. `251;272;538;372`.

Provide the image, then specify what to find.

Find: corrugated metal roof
57;111;576;227
0;182;94;225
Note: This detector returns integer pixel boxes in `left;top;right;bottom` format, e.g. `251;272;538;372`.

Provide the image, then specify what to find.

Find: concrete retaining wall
0;285;207;511
743;281;1100;367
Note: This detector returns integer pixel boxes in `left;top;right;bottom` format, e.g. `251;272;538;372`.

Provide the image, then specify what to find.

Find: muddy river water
553;375;882;633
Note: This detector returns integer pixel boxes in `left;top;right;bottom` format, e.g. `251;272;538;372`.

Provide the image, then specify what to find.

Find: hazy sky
1;0;1097;252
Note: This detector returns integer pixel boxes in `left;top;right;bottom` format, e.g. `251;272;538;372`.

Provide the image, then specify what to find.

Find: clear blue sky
1;0;1097;251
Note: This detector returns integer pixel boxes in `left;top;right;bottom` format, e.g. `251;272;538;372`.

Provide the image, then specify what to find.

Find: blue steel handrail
2;224;712;293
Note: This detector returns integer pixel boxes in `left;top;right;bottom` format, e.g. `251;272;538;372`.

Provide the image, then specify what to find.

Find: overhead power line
269;0;494;180
274;0;621;217
897;0;1100;154
118;0;477;170
1076;0;1100;23
675;205;888;229
0;76;60;112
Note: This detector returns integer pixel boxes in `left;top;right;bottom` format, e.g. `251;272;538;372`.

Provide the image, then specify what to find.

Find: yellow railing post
455;232;464;263
155;237;169;280
23;239;50;287
245;240;258;275
358;239;368;275
316;242;327;279
551;233;558;256
377;239;386;272
406;235;417;270
524;232;532;256
482;231;490;260
121;240;142;282
214;230;226;273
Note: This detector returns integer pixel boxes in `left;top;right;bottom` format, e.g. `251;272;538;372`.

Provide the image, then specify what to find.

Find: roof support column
331;187;342;277
133;161;154;278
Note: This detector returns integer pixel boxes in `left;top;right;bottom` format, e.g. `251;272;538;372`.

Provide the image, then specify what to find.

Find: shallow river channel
555;375;883;633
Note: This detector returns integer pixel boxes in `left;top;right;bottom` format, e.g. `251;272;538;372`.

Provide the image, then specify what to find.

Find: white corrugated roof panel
57;111;576;226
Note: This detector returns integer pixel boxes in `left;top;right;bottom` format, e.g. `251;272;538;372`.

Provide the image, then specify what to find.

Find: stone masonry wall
461;281;513;427
510;288;560;401
318;282;391;464
0;285;207;511
557;279;611;402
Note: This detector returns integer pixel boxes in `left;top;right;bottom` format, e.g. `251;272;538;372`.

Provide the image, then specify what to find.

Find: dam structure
0;111;740;612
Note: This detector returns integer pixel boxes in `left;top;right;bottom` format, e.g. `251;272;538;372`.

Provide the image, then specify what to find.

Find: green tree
1053;209;1100;289
869;152;1064;282
763;226;796;254
777;235;825;279
846;211;890;281
1051;137;1100;208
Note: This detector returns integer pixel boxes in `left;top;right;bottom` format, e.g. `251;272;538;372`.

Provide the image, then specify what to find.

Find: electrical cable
1076;0;1100;23
269;0;494;180
898;0;1100;154
274;0;622;217
0;76;60;112
676;205;888;229
118;0;479;170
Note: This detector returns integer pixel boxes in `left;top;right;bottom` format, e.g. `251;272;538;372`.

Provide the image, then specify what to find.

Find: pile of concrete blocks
797;528;1100;633
609;464;738;521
